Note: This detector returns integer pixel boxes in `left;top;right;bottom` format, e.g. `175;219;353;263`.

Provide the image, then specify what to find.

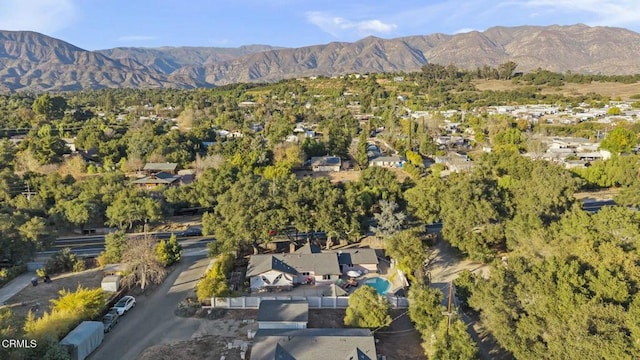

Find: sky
0;0;639;50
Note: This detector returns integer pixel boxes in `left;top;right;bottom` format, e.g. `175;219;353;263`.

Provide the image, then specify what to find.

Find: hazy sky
1;0;639;50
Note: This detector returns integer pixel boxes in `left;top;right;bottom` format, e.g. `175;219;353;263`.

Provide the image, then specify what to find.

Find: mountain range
1;24;640;92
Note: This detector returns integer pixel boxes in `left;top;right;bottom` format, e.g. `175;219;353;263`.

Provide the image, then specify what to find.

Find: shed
101;275;121;292
59;321;104;360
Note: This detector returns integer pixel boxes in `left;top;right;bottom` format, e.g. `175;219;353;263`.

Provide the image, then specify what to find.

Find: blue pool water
364;277;390;295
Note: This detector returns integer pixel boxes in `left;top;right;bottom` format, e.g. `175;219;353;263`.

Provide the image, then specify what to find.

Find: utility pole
442;281;455;336
22;183;36;202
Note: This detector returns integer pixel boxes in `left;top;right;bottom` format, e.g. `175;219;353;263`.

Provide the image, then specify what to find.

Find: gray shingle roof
335;249;379;266
247;253;340;277
257;300;309;323
247;255;299;277
132;171;181;185
143;162;178;171
310;156;341;166
251;329;376;360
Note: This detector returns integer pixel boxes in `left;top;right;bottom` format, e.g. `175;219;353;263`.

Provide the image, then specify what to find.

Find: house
132;171;181;189
143;162;178;175
246;245;379;292
310;156;341;172
250;328;377;360
334;249;379;275
246;253;341;291
369;155;406;168
257;300;308;329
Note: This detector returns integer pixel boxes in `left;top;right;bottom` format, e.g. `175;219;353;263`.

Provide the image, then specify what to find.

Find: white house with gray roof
246;246;378;292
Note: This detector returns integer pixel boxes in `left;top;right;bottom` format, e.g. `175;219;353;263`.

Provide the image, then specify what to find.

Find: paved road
89;252;212;360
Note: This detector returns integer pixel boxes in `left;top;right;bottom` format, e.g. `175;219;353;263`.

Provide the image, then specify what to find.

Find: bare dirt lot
4;267;104;320
138;310;255;360
474;79;640;99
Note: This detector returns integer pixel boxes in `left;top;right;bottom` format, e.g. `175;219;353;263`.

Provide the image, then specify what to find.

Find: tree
97;231;128;266
32;94;66;120
355;130;369;169
359;167;402;202
408;284;444;334
156;234;183;267
344;285;391;329
105;188;163;229
440;172;508;261
498;61;518;80
121;236;166;290
600;127;637;154
429;318;478;360
385;230;428;278
371;200;406;238
0;139;17;170
405;174;445;224
196;260;231;302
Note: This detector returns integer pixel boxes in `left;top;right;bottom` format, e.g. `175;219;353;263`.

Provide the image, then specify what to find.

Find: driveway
89;252;211;360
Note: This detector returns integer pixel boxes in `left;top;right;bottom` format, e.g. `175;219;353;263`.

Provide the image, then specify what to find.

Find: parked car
102;309;119;333
112;296;136;315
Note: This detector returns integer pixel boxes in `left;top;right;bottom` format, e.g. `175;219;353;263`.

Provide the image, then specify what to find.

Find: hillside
2;24;640;91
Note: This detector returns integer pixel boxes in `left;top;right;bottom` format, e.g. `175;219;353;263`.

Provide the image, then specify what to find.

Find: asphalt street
89;252;212;360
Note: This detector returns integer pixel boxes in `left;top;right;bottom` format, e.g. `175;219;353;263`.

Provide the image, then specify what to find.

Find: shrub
24;286;105;341
45;248;83;274
196;255;235;302
36;268;47;278
0;265;27;287
156;234;183;267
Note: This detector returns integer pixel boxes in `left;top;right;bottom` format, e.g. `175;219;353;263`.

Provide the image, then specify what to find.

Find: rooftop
251;328;376;360
257;300;309;323
143;162;178;171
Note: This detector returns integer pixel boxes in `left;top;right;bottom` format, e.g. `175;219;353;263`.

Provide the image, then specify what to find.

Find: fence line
206;295;409;309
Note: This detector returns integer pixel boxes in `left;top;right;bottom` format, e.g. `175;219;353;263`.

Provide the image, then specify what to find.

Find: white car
112;296;136;315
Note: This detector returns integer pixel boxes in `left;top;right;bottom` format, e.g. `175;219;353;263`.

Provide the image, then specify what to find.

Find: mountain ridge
1;24;640;92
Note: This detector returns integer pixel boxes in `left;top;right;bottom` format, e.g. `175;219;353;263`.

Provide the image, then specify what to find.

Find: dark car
180;227;202;237
102;309;119;333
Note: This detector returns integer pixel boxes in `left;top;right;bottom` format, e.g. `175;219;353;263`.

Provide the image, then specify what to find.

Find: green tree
344;285;392;329
408;284;444;334
196;257;232;302
97;231;127;266
32;94;66;120
600;127;637;154
385;230;428;279
405;174;445;224
429;318;478;360
105;188;163;229
355;130;369;169
440;172;508;261
155;234;183;267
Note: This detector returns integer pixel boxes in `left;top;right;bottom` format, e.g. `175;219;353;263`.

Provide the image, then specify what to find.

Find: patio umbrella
347;270;362;278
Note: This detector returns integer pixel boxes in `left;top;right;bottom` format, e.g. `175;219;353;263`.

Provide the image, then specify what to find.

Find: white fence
208;295;409;309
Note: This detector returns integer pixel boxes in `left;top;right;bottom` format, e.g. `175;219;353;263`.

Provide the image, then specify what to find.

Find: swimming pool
364;277;390;295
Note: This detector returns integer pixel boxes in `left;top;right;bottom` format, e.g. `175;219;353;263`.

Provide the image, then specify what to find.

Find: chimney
290;242;296;253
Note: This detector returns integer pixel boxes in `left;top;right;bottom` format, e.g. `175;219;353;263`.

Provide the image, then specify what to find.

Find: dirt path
425;239;513;360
